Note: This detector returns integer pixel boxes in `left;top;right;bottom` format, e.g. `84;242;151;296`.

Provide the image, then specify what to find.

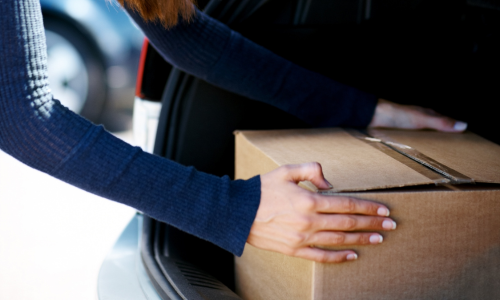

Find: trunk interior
139;0;500;299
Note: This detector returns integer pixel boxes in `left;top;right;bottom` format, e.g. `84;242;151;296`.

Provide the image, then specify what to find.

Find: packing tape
345;129;473;185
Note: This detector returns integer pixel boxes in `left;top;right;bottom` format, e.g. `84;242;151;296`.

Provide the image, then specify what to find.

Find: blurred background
1;0;499;299
42;0;144;131
0;0;143;299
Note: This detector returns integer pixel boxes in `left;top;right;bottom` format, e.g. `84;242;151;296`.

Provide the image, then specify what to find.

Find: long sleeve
0;0;260;256
124;6;378;127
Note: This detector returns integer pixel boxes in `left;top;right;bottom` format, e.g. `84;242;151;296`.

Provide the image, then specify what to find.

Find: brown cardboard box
234;128;500;300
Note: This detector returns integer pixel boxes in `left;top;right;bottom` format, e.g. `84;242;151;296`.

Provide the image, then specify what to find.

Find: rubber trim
141;217;181;300
143;1;262;299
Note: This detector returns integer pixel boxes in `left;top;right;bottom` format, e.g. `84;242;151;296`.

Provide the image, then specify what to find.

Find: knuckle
301;195;317;211
329;254;345;263
366;203;378;215
434;117;452;128
296;216;313;232
370;217;381;228
307;162;323;177
436;118;448;127
290;233;306;247
314;196;326;211
310;162;321;171
341;198;356;213
317;253;330;263
341;216;357;230
443;118;455;127
330;233;345;245
359;234;370;244
413;118;426;129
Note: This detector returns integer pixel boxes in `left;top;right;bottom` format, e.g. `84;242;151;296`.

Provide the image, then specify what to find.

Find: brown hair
117;0;197;28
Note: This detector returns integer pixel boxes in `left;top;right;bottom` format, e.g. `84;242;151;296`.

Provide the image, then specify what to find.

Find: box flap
368;129;500;185
237;128;500;192
238;128;433;192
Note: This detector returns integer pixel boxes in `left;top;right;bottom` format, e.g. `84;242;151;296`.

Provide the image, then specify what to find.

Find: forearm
125;7;378;127
51;125;261;255
0;0;260;256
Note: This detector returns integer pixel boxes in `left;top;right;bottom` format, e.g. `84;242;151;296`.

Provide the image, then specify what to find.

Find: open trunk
134;0;500;298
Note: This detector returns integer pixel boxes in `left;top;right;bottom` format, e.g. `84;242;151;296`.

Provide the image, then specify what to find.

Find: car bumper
97;213;161;300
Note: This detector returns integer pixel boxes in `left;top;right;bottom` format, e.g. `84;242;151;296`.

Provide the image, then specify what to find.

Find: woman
0;0;466;263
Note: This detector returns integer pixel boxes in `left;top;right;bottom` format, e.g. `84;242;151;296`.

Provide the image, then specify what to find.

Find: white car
98;0;500;298
41;0;144;123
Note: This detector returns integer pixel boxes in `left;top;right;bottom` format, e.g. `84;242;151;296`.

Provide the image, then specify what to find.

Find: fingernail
377;207;390;217
325;179;333;189
382;220;397;230
454;121;467;131
370;234;383;244
346;253;358;261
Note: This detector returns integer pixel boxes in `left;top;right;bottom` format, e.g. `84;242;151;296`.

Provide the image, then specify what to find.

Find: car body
41;0;144;122
98;0;500;299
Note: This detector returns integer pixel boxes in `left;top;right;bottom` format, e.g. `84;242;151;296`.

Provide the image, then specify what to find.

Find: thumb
424;115;468;132
285;162;333;190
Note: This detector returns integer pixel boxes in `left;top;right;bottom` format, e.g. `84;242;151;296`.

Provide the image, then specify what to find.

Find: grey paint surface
40;0;144;66
98;214;162;300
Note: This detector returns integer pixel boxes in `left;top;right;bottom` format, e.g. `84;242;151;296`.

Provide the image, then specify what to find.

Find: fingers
369;98;468;133
254;166;397;263
307;231;384;247
283;162;332;190
421;107;440;116
421;114;468;133
292;247;358;263
312;214;396;232
286;231;388;263
410;106;468;132
313;195;390;216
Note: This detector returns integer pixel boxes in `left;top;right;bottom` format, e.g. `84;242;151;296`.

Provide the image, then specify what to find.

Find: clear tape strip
346;129;473;185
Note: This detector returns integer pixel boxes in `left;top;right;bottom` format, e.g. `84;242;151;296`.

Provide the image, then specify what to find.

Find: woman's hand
247;162;396;263
369;99;467;132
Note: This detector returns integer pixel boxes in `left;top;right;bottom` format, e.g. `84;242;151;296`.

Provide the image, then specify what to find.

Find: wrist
368;99;395;128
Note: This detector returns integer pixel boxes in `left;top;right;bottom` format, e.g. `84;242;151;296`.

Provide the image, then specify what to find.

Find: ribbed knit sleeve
0;0;261;256
124;6;378;127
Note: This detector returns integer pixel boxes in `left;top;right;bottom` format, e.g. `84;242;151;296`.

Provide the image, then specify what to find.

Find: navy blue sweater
0;0;376;255
125;6;377;127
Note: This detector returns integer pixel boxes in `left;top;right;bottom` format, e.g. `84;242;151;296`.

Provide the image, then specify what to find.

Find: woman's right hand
247;162;397;263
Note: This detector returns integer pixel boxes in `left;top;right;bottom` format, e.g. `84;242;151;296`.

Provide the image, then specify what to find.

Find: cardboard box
234;128;500;300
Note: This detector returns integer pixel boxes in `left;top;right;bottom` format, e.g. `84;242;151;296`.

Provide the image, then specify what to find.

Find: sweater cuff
347;91;379;128
225;175;261;256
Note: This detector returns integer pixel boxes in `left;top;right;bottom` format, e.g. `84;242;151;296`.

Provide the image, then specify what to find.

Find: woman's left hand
369;99;467;132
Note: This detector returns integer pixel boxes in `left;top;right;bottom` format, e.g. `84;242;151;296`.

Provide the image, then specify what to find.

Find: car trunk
135;0;500;299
